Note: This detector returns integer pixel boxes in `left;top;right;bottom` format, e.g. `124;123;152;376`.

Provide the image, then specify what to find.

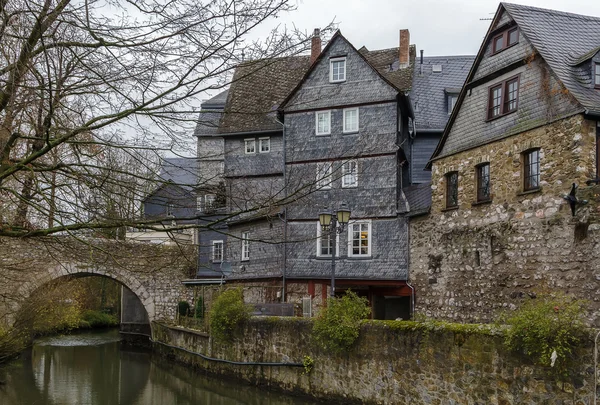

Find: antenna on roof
241;50;245;62
480;12;494;21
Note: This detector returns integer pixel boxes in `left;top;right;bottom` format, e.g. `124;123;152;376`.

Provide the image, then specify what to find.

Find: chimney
399;29;410;68
310;28;321;64
420;50;424;75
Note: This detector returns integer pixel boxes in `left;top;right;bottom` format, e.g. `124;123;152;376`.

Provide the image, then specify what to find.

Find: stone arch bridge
0;236;194;334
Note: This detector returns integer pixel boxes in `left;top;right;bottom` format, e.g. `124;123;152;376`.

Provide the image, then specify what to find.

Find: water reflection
0;329;313;405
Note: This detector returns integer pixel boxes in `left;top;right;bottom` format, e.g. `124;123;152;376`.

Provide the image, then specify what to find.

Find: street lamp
319;203;351;298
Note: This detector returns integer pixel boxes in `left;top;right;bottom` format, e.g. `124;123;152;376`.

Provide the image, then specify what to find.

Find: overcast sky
265;0;600;57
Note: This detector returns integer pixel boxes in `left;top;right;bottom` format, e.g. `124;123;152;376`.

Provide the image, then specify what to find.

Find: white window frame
212;240;224;262
259;137;270;153
316;222;340;257
342;160;358;188
167;203;174;216
348;220;372;257
241;231;250;261
205;194;216;210
316;162;333;190
315;111;331;136
197;195;204;212
448;95;458;114
244;139;256;154
330;57;346;83
343;108;359;133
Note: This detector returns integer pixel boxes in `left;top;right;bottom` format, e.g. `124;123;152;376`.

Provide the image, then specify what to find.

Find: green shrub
500;293;587;378
209;288;251;342
80;310;118;328
178;301;191;317
312;290;370;354
194;297;204;319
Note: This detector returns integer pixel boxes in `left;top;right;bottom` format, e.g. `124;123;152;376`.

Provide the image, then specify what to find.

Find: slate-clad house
280;30;416;319
410;3;600;323
126;157;197;245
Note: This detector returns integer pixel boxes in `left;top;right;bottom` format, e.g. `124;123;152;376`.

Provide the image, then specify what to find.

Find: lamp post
319;203;351;298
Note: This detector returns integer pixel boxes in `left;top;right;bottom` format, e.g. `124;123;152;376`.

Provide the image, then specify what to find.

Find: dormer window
595;63;600;88
448;95;458;114
492;27;518;54
330;57;346;83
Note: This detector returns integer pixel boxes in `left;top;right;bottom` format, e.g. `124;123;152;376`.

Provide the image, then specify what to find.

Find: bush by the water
178;301;191;317
312;290;370;353
209;288;251;342
79;310;119;328
500;293;587;377
194;297;204;319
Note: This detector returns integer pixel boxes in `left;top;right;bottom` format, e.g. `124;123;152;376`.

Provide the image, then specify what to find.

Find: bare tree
0;0;312;237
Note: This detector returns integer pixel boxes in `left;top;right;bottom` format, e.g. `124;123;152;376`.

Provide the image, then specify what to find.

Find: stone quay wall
152;319;595;405
411;115;600;324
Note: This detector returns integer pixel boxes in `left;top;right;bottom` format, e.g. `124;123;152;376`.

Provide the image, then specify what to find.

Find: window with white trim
212;240;224;262
448;95;458;114
316;162;332;189
259;137;270;153
595;63;600;88
342;160;358;188
316;222;339;257
244;139;255;154
343;108;359;133
330;58;346;82
315;111;331;135
166;203;174;216
348;221;371;257
241;231;250;261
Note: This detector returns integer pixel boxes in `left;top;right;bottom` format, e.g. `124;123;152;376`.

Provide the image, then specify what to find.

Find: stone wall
152;320;595;405
412;114;600;324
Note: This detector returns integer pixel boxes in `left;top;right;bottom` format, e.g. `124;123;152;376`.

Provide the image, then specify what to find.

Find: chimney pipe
399;29;410;68
310;28;321;65
420;50;424;75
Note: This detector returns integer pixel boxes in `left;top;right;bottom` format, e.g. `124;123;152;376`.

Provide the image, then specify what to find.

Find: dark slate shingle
503;2;600;113
410;55;475;130
403;183;432;216
159;157;198;190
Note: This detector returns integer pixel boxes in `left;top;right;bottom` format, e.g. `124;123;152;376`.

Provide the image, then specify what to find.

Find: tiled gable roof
410;55;475;130
159;157;198;190
194;89;228;137
502;2;600;113
218;56;310;134
403;183;432;216
360;46;416;92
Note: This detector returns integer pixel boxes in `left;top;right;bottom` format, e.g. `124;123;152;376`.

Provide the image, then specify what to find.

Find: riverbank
151;319;595;405
0;310;118;365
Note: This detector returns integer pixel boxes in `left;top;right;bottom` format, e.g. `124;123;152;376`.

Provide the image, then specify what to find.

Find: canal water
0;329;316;405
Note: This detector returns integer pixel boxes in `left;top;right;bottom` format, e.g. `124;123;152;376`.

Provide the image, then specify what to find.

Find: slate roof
360;45;416;92
158;157;198;190
410;55;475;130
194;89;228;137
218;56;311;134
403;183;432;216
502;2;600;114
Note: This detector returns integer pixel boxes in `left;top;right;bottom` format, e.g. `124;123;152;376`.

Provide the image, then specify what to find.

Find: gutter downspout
274;115;287;303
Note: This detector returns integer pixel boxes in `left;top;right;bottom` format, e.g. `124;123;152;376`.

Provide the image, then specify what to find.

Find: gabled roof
410;55;475;131
428;2;600;167
403;183;432;217
502;2;600;114
218;56;310;134
280;30;415;111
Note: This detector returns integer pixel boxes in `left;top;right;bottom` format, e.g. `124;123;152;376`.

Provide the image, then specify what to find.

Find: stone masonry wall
411;114;600;324
153;320;595;405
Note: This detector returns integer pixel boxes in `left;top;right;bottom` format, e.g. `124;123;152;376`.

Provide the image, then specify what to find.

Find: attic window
330;58;346;83
448;94;458;114
432;64;442;73
492;27;518;54
595;63;600;88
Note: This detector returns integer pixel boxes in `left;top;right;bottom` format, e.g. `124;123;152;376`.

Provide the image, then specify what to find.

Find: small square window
241;231;250;261
316;162;332;189
342;160;358;188
445;172;458;209
348;221;371;257
205;194;216;210
492;27;518;54
476;163;491;202
212;240;224;262
595;63;600;88
523;149;540;191
259;137;270;153
343;108;359;133
432;64;442;73
245;139;255;154
315;111;331;135
330;58;346;82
